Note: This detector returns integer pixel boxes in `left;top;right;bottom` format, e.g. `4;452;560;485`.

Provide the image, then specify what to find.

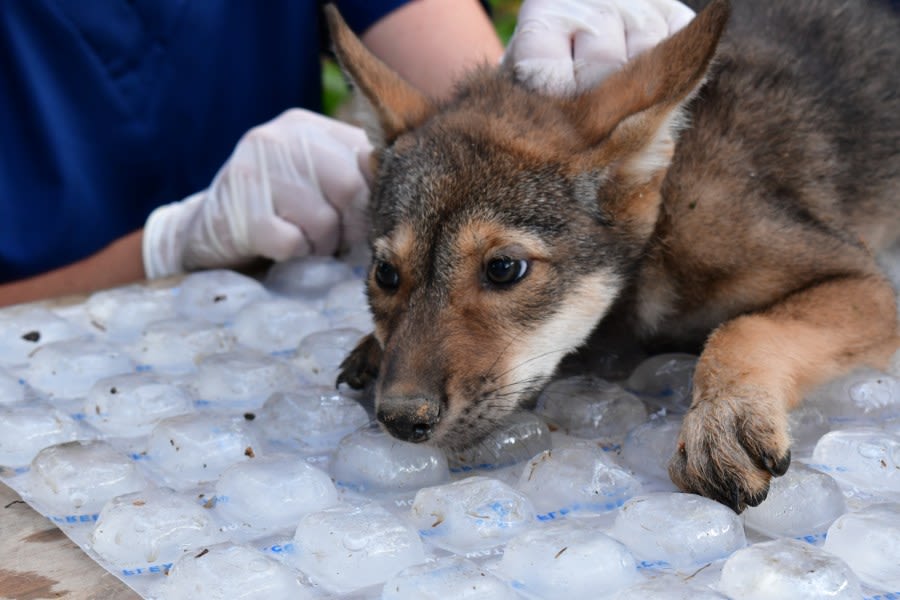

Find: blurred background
323;0;522;116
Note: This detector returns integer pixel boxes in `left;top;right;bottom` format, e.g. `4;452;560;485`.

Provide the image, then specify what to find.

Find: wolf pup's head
327;2;729;450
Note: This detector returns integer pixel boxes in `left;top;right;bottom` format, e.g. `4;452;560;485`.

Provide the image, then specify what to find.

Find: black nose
377;396;441;443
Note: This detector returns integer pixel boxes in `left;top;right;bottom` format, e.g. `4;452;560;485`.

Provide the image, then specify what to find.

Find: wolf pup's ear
568;0;730;185
324;4;434;149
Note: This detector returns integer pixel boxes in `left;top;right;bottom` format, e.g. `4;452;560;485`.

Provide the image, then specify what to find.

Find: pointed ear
324;4;434;148
568;0;731;183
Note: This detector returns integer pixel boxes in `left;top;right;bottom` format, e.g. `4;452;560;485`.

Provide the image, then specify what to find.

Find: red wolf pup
330;0;900;512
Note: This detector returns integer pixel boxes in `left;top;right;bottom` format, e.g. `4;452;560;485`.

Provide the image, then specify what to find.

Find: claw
728;484;743;514
760;449;791;477
334;370;352;389
708;476;744;514
745;487;769;508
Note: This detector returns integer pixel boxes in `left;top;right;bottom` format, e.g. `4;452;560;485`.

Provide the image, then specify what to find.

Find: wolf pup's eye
374;260;400;291
485;257;529;286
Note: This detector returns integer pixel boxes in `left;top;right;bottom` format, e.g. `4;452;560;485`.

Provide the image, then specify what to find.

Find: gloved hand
143;109;372;279
504;0;696;95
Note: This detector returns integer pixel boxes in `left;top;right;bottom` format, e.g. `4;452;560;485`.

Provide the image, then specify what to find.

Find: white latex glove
505;0;696;95
143;109;372;279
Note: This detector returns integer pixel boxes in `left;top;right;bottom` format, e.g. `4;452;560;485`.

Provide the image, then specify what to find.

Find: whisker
480;375;551;399
486;345;573;383
483;328;528;379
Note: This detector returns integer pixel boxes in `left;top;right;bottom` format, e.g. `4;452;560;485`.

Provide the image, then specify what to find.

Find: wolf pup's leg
337;333;382;390
669;273;899;512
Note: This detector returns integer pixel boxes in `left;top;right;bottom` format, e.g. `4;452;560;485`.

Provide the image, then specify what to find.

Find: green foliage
490;0;522;44
321;1;521;117
321;60;349;118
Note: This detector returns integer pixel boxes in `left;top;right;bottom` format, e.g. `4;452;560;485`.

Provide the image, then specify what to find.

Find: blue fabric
0;0;408;283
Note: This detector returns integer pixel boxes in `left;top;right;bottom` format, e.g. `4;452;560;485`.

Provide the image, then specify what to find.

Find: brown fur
326;0;900;512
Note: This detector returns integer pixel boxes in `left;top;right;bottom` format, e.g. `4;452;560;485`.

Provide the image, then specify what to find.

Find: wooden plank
0;481;138;600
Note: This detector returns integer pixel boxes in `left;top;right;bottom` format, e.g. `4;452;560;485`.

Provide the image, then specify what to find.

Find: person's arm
0;0;502;309
0;230;145;307
361;0;504;98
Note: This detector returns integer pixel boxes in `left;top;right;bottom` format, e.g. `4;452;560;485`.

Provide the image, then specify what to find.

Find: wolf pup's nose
377;396;441;443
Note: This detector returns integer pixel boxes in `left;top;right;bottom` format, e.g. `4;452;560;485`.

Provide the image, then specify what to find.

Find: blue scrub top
0;0;409;283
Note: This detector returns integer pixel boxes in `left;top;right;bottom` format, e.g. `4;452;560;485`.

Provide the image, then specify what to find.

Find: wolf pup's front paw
336;333;382;390
667;388;792;513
